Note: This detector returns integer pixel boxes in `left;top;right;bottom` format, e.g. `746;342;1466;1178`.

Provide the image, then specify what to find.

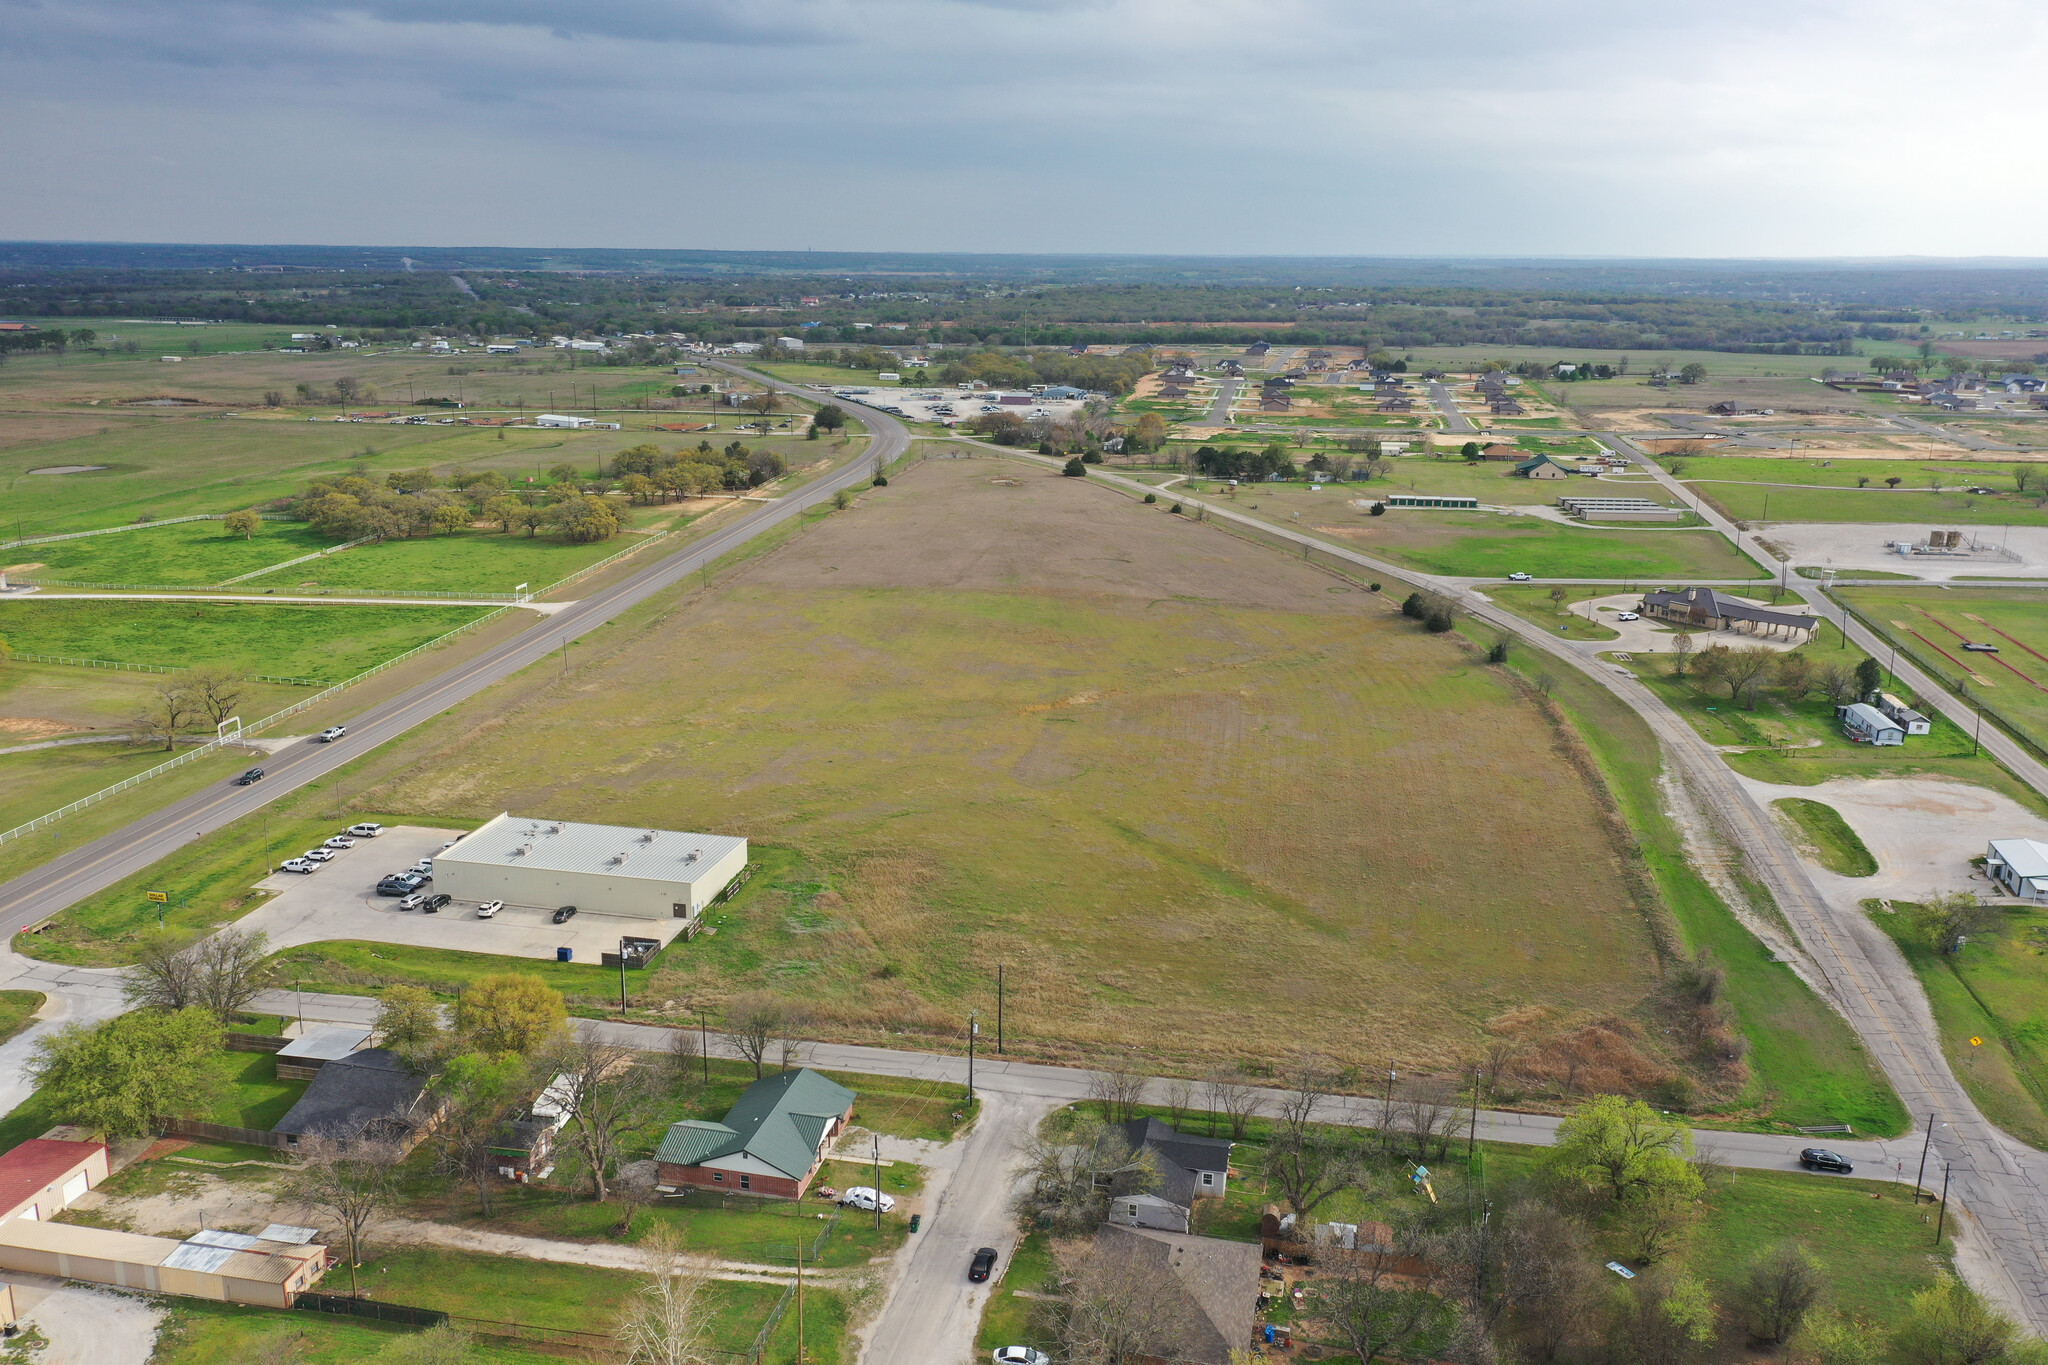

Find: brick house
654;1069;855;1199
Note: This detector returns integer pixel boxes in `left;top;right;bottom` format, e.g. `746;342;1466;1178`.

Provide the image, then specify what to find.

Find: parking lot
239;824;693;963
825;385;1088;427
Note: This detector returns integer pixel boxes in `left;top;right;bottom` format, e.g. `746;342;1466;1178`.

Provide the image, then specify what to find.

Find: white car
280;858;318;874
301;848;335;863
323;835;356;849
398;892;428;911
348;823;383;838
993;1350;1051;1365
838;1187;896;1213
318;725;347;742
477;901;503;919
413;859;434;875
1507;572;1534;582
1616;611;1640;621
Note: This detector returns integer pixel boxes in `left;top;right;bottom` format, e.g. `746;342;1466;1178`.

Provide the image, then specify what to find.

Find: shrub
873;474;888;487
1143;492;1157;504
1081;452;1102;464
1063;457;1087;478
1369;582;1381;592
1369;502;1386;516
1487;639;1510;663
1168;502;1182;514
1426;608;1455;633
1402;592;1426;620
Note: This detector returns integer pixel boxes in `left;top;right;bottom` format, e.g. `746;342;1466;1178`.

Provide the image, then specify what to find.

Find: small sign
1971;1037;1983;1047
1607;1262;1637;1280
146;891;168;904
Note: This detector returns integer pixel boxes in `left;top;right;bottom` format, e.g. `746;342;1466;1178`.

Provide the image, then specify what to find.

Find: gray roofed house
1638;586;1816;640
1093;1224;1260;1365
1987;838;2048;901
1105;1119;1232;1233
272;1048;436;1149
654;1068;855;1199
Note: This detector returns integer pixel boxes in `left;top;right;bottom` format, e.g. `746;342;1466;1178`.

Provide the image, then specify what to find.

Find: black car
1800;1147;1853;1173
1962;642;2000;653
969;1247;998;1283
552;905;578;925
235;767;265;786
424;893;451;913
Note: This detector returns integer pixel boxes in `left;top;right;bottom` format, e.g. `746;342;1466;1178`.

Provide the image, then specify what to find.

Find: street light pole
1935;1163;1952;1245
618;938;628;1014
996;965;1004;1055
967;1011;978;1098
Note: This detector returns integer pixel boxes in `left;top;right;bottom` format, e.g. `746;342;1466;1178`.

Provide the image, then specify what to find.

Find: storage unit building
0;1139;108;1224
0;1220;325;1308
1385;494;1479;510
432;813;747;922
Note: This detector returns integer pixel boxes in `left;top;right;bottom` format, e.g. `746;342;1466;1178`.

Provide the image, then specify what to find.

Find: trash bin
909;1213;921;1233
556;946;573;962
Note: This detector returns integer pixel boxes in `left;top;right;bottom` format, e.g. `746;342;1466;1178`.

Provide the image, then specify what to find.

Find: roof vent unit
684;849;699;863
548;823;563;835
514;844;531;856
640;832;657;843
609;853;627;865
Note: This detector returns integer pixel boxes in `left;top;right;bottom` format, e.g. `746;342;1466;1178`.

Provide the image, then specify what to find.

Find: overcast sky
5;0;2046;257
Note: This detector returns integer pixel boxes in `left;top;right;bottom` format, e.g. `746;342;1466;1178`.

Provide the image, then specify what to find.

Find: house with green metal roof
1512;452;1575;479
653;1068;856;1199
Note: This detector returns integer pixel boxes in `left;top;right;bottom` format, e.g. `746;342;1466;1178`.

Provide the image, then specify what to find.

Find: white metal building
1987;839;2048;901
432;814;748;922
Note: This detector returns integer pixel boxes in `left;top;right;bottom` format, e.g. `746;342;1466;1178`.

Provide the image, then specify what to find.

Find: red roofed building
0;1139;108;1224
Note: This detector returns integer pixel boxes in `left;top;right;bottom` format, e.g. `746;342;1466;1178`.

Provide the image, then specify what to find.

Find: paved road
1428;380;1475;434
0;388;907;941
1201;378;1240;426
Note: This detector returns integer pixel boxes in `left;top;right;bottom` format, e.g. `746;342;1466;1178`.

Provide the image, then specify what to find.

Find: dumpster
556;946;573;962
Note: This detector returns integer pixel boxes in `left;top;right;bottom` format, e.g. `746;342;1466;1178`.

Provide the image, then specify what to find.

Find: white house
1841;703;1905;746
1877;693;1933;735
1986;839;2048;901
431;813;748;923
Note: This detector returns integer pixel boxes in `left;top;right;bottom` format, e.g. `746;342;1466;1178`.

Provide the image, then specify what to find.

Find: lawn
253;525;658;595
1771;798;1878;877
0;992;41;1047
1483;583;1624;640
0;741;252;834
359;458;1667;1078
1836;586;2048;759
1477;629;1908;1135
1870;901;2048;1150
0;599;491;679
975;1229;1055;1358
1332;513;1756;580
200;1046;309;1130
17;518;347;586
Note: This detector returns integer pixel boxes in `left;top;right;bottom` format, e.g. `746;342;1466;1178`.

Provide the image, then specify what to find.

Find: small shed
1876;693;1933;736
274;1026;372;1081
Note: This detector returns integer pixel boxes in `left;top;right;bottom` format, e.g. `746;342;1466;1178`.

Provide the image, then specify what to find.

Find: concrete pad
1768;522;2048;581
1732;774;2048;904
239;824;690;964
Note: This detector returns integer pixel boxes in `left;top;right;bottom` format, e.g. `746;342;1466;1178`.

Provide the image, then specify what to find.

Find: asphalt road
0;381;907;940
1201;378;1240;426
1428;380;1475;433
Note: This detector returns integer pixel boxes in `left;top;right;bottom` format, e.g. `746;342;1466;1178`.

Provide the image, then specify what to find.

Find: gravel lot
1768;522;2048;580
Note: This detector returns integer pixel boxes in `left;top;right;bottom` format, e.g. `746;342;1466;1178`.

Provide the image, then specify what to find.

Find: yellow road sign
146;891;168;904
1971;1037;1984;1047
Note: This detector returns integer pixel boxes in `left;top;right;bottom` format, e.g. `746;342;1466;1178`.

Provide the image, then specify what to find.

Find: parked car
424;894;451;913
348;823;383;838
281;858;318;874
399;893;428;911
838;1187;896;1213
552;905;578;925
1962;642;2000;653
969;1247;998;1282
413;859;435;876
1507;572;1533;582
993;1350;1051;1365
301;849;334;863
323;835;356;849
318;726;347;742
235;767;265;786
1616;611;1640;621
476;901;503;919
1800;1148;1853;1174
378;872;425;896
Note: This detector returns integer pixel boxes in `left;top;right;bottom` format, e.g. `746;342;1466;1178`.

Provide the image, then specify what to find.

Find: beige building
0;1221;326;1309
433;814;748;922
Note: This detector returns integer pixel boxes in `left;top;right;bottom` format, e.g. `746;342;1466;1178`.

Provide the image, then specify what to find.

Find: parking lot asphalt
241;824;690;963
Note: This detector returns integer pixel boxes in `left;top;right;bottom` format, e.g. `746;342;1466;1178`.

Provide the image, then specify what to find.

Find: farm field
16;517;342;585
360;458;1664;1077
1836;586;2048;756
0;599;493;679
1871;901;2048;1150
1666;453;2048;492
1688;480;2048;528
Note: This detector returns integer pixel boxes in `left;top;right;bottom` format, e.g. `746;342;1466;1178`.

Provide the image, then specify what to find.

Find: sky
5;0;2047;257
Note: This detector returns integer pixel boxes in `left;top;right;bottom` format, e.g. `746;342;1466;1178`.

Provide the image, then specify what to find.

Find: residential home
1219;360;1244;377
1160;385;1190;400
1490;399;1527;416
1706;400;1760;416
1480;443;1523;461
1090;1225;1260;1365
272;1048;439;1150
1377;397;1415;412
654;1068;855;1199
1068;342;1091;355
489;1073;576;1183
1513;453;1574;479
1875;692;1932;735
1840;702;1905;746
1986;838;2048;901
1260;395;1292;412
1244;341;1272;356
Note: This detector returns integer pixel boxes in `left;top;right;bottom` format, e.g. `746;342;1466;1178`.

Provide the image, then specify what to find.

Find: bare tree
131;682;199;751
1740;1241;1825;1347
1161;1077;1195;1130
665;1021;702;1093
616;1223;717;1365
1818;662;1861;705
1267;1055;1372;1220
1088;1059;1147;1123
285;1135;402;1298
1670;631;1696;679
1015;1115;1157;1234
122;928;271;1020
530;1034;663;1203
775;1004;811;1072
1203;1067;1264;1140
1390;1082;1462;1165
186;667;245;730
1308;1234;1454;1365
1045;1232;1198;1365
725;994;781;1078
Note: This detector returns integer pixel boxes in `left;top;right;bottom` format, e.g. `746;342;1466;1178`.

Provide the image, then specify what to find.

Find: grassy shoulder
0;741;252;834
975;1229;1055;1357
1771;799;1878;876
1484;583;1624;640
0;992;42;1047
1474;627;1908;1135
1869;901;2048;1150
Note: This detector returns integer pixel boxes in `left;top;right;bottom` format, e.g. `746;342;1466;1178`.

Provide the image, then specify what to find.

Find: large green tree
1546;1095;1702;1206
29;1008;219;1137
455;974;567;1057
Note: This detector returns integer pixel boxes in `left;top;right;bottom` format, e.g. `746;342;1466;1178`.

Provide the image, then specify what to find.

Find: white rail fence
0;512;291;553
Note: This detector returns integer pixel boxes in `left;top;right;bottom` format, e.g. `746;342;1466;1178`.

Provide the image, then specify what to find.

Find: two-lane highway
0;381;908;938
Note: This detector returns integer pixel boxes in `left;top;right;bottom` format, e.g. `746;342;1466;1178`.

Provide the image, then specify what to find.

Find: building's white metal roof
277;1026;372;1061
437;814;746;886
1990;838;2048;880
1843;703;1899;731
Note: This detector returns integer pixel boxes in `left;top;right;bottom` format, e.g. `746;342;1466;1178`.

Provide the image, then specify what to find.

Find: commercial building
1385;494;1479;510
1638;587;1816;641
432;814;747;923
655;1069;854;1199
0;1220;325;1308
1987;839;2048;901
0;1138;108;1224
1557;495;1684;522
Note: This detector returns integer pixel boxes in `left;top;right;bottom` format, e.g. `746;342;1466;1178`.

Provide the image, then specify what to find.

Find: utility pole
618;938;628;1014
699;1008;710;1084
967;1011;978;1098
1384;1065;1398;1133
794;1235;805;1364
873;1134;884;1233
1934;1163;1951;1245
1914;1113;1933;1202
1468;1067;1480;1162
996;965;1004;1055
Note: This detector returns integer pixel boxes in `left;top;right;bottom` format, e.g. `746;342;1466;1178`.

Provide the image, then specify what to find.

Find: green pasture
1837;586;2048;758
0;741;251;834
1872;901;2048;1150
1692;481;2048;528
1483;583;1624;640
0;599;490;678
19;518;342;585
1324;511;1755;579
253;525;652;594
1771;798;1878;876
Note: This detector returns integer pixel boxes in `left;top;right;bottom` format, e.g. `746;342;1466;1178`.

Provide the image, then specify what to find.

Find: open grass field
0;599;491;678
1771;798;1878;876
1676;457;2048;526
0;740;251;834
1836;586;2048;757
352;457;1664;1077
257;525;663;594
15;518;344;585
1217;491;1753;580
1871;901;2048;1150
1482;584;1623;640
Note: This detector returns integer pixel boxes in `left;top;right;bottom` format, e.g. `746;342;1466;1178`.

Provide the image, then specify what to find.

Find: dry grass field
370;458;1662;1072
